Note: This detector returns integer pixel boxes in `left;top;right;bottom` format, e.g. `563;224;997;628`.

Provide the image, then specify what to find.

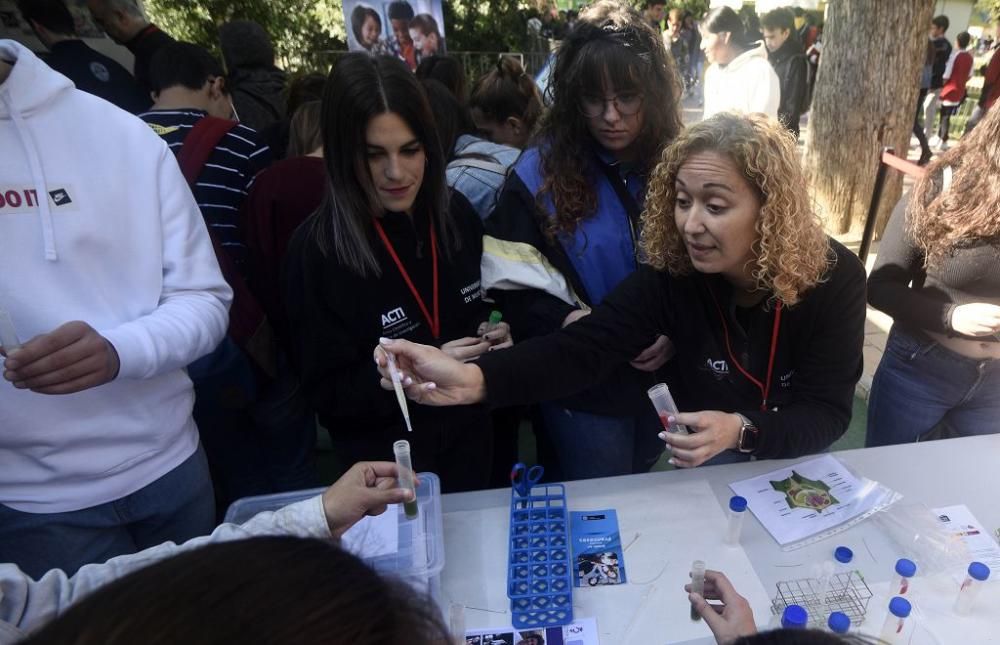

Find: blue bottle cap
968;561;991;581
729;495;748;512
827;611;851;634
781;604;809;628
895;558;917;578
834;546;854;564
889;596;912;618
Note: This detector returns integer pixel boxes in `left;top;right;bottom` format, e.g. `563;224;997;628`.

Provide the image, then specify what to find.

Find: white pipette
0;309;22;351
385;350;413;433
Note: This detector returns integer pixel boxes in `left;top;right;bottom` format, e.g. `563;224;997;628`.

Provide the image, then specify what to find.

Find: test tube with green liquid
393;439;419;519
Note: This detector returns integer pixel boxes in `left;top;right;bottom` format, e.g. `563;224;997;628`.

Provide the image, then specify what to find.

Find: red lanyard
708;286;783;411
373;217;440;339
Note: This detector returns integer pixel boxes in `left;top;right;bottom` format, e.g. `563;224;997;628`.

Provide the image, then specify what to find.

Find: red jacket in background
940;49;973;104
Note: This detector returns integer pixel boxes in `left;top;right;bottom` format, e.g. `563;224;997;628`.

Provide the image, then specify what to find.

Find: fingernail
667;458;676;466
425;382;436;390
379;337;393;345
658;431;667;440
403;376;413;386
13;381;25;389
374;356;381;365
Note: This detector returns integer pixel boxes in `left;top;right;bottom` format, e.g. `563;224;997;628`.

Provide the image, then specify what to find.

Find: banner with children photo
344;0;446;70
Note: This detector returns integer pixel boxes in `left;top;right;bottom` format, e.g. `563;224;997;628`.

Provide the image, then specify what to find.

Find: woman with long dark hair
284;54;509;492
866;103;1000;446
482;0;684;480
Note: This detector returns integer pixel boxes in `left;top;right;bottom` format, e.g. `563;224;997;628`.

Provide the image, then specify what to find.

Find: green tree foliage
144;0;347;67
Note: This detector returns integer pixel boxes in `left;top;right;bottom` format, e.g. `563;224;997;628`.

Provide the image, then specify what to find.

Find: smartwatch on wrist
735;413;759;454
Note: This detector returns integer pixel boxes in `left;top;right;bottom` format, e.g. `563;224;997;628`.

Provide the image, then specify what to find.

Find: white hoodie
0;41;231;513
703;43;781;121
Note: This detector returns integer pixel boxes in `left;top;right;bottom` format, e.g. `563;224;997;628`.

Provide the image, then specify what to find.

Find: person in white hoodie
0;40;231;579
699;6;780;121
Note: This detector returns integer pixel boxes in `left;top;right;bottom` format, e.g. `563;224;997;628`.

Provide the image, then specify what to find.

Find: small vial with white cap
954;561;991;615
878;597;911;644
725;495;748;546
392;440;419;520
827;611;851;634
891;558;917;596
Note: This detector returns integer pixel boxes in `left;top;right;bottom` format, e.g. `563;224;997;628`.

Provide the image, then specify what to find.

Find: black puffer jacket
768;38;809;133
227;66;287;133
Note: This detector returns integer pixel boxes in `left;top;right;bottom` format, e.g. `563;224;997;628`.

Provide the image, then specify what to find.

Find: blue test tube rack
507;482;574;629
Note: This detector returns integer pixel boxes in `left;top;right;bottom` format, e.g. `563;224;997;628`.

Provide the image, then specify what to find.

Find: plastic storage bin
224;472;445;602
507;482;573;629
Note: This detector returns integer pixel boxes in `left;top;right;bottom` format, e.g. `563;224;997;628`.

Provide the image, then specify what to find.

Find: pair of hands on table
439;321;513;362
686;569;757;644
2;321;119;395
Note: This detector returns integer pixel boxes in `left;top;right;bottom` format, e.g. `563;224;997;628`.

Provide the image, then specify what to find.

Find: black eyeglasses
578;93;644;118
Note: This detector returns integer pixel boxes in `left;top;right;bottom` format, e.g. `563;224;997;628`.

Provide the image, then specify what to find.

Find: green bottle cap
489;310;503;324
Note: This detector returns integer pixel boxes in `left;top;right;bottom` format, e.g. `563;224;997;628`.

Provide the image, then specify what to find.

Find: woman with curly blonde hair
866;103;1000;447
372;112;868;467
483;0;684;480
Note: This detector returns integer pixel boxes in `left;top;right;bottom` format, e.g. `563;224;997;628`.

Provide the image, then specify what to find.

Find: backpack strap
450;155;508;176
177;116;237;184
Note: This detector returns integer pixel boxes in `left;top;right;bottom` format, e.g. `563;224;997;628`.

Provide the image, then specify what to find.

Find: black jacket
228;66;287;133
930;36;953;89
768;38;809;131
43;40;150;114
284;193;490;436
477;239;867;460
485;160;659;416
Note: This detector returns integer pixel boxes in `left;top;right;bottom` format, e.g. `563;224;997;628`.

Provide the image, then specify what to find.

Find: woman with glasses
482;0;684;480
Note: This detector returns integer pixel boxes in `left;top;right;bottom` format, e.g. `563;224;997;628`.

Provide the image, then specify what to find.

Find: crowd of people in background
2;0;1000;642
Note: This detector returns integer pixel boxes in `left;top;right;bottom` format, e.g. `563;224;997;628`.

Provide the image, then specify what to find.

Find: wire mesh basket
771;571;873;628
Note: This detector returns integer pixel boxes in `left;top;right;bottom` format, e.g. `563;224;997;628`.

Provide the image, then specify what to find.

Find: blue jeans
867;328;1000;447
0;444;215;579
540;403;664;480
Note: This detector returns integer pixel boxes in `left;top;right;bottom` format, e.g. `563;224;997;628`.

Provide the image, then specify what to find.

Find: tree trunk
803;0;935;236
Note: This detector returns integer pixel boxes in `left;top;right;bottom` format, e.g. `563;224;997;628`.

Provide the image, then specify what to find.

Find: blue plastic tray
507;482;574;629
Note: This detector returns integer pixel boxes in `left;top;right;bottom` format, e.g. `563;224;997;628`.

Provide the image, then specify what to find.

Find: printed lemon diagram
770;471;839;512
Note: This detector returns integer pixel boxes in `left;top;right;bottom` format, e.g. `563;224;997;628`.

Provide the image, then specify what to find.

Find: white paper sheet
933;504;1000;580
341;504;399;558
729;455;895;547
464;617;599;645
442;479;771;645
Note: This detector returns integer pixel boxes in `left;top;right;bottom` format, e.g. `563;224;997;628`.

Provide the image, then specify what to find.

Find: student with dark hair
700;5;779;120
642;0;665;33
760;8;808;137
387;0;417;69
469;56;544;149
284;54;509;493
936;31;973;150
86;0;176;94
416;55;467;104
924;15;952;146
481;0;685;481
140;42;284;507
260;71;326;160
218;19;288;133
351;5;388;54
409;13;444;62
2;461;422;641
17;0;149;113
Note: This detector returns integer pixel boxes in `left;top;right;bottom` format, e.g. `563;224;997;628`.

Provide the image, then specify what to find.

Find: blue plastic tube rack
507;482;574;629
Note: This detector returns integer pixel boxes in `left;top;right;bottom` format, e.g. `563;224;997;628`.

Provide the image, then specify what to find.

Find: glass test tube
954;561;990;615
891;558;917;596
725;495;747;546
393;440;419;519
878;596;911;644
821;546;853;606
689;560;706;621
0;309;21;351
647;383;688;434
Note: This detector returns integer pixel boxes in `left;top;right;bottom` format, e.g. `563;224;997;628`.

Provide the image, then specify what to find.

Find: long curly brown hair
908;102;1000;268
536;0;683;238
641;113;832;306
